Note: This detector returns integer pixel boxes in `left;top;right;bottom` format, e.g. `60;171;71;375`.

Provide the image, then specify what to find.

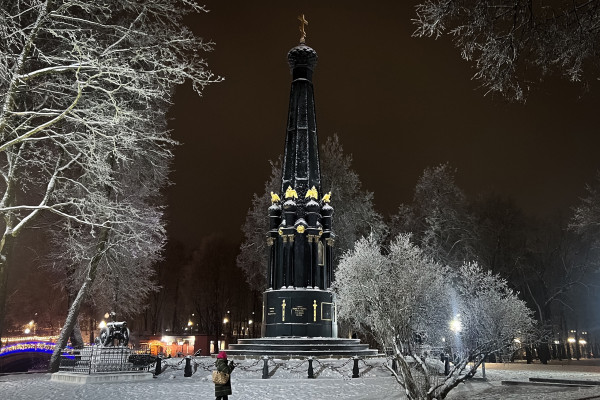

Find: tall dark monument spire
262;17;337;338
226;17;374;357
281;26;321;197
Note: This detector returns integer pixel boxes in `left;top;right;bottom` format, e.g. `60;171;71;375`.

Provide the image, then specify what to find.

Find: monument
227;16;376;357
262;14;337;338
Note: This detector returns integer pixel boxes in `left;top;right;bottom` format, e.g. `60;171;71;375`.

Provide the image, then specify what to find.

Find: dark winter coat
214;358;235;397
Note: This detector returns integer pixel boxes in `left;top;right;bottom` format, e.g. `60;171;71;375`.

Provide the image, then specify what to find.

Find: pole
352;356;360;378
262;356;269;379
155;356;162;375
481;358;486;379
184;356;192;377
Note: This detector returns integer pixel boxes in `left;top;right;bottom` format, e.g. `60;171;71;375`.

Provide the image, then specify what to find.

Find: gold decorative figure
296;225;306;234
270;191;281;203
298;14;308;44
322;192;332;203
313;300;317;322
305;186;318;199
285;185;298;199
282;299;287;322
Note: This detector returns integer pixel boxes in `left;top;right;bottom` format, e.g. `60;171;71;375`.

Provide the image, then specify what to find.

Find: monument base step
226;337;379;358
51;371;153;384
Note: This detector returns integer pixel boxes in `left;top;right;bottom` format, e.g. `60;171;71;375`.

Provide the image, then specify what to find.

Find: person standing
215;351;235;400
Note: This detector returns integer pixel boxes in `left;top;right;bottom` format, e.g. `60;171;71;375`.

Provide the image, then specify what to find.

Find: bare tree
185;235;256;344
571;171;600;246
334;234;535;400
413;0;600;101
237;158;282;291
470;192;528;280
390;163;476;268
0;0;220;358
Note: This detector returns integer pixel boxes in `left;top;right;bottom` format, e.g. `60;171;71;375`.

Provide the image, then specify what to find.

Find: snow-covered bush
333;234;535;400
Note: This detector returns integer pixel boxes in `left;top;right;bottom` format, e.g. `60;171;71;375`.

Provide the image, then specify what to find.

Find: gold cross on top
298;14;308;44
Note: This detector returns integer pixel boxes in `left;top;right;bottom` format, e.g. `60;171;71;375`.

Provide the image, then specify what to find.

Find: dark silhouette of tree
414;0;600;101
390;163;476;268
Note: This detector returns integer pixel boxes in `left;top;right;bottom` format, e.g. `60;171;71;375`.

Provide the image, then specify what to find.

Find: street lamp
449;316;462;333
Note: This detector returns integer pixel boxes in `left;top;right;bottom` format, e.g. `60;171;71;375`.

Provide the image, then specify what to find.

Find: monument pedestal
226;337;378;358
262;289;337;337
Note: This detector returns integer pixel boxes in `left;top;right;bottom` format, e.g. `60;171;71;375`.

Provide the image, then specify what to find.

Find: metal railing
59;346;153;374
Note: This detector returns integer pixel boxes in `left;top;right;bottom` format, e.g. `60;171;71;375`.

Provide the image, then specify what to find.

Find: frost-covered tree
571;171;600;248
0;0;220;356
334;234;535;400
390;163;475;268
320;135;385;263
237;158;282;291
413;0;600;101
237;134;385;291
47;149;165;319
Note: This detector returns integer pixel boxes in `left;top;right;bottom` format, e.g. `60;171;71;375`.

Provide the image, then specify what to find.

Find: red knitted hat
217;351;227;359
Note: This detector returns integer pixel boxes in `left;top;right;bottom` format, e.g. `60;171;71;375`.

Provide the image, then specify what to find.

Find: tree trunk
0;233;17;348
48;273;93;372
69;320;84;348
48;226;110;372
171;275;181;333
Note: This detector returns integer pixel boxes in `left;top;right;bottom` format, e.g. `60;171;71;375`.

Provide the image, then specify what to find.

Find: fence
59;346;154;374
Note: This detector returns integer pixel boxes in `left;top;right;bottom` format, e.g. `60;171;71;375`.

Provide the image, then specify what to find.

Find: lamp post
223;315;229;350
580;331;589;358
448;315;462;365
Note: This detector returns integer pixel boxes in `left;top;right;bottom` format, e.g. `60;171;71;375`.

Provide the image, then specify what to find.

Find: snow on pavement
1;358;600;399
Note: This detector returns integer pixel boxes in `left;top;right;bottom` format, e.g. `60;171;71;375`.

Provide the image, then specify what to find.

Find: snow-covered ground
2;358;600;399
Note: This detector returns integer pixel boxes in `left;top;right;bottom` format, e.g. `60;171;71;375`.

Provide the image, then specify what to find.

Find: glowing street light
449;316;462;333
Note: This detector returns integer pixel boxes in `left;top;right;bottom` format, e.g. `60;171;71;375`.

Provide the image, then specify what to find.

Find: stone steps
226;337;379;358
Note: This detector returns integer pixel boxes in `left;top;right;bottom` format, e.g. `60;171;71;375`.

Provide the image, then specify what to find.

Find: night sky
166;1;600;246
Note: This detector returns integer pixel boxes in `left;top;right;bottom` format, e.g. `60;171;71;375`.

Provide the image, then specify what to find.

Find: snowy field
2;358;600;399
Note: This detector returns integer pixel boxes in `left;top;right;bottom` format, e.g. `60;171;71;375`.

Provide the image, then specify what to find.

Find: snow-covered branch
334;234;535;400
0;0;221;353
